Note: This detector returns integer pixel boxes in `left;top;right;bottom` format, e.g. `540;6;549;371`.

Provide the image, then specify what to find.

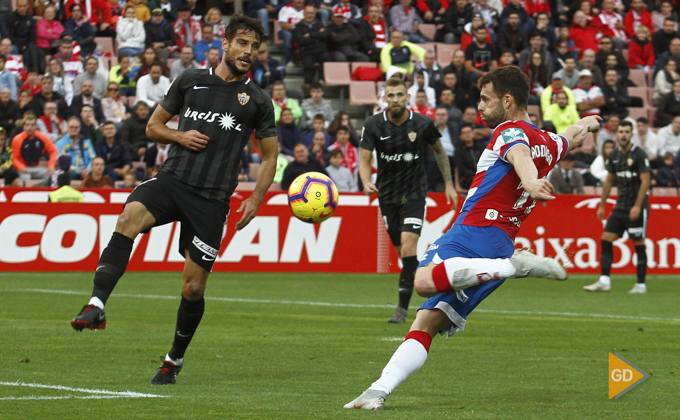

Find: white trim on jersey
209;67;213;75
245;78;250;85
383;111;388;121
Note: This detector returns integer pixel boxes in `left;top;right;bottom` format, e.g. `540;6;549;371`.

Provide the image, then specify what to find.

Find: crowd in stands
0;0;679;194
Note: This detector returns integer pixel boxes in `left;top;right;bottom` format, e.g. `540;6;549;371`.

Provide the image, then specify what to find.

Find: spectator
655;79;680;127
109;54;137;96
101;82;129;126
108;0;124;28
600;69;632;119
327;125;357;173
142;141;169;169
16;90;32;119
49;172;84;202
246;0;276;38
543;90;580;133
0;127;12;175
652;17;679;58
472;0;499;34
32;76;70;120
415;50;444;91
3;167;22;186
651;0;676;33
576;48;604;88
63;3;97;56
0;38;25;82
37;101;67;142
523;51;549;104
56;116;96;180
120;101;150;159
185;0;204;20
409;89;436;118
654;152;677;187
414;0;446;24
21;69;41;97
443;49;472;93
82;156;114;187
390;0;426;44
597;0;627;48
172;4;202;51
548;153;584;194
555;54;579;89
125;0;150;23
199;47;220;69
326;148;357;192
533;11;555;50
73;56;108;100
540;72;575;113
252;46;287;89
271;81;303;124
596;114;619;153
0;55;16;101
46;57;74;106
135;47;169;81
304;114;331;148
193;24;221;63
585;139;615;186
459;105;490;141
519;32;552;75
278;0;304;66
94;120;131;180
380;30;425;76
148;0;177;23
499;0;530;31
408;70;436;108
332;0;363;25
570;11;599;60
498;11;528;59
629;26;655;73
276;108;304;156
79;104;102;143
136;63;170;108
309;130;330;165
430;106;456;190
573;69;605;118
301;82;333;130
56;39;83;80
654;37;680;75
464;25;498;80
595;35;629;80
437;87;464;125
71;80;104;123
281;142;327;190
357;4;387;62
170;46;200;81
7;0;44;74
328;111;360;147
326;12;370;62
633;117;661;166
36;5;64;55
454;125;485;194
656;115;680;160
553;36;575;72
64;0;114;37
145;8;177;60
120;172;137;188
11;114;58;181
293;5;329;86
624;0;653;40
0;87;18;132
439;0;473;44
203;7;227;39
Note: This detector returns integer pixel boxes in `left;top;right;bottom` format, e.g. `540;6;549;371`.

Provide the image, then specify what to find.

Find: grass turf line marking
3;288;680;323
0;381;166;399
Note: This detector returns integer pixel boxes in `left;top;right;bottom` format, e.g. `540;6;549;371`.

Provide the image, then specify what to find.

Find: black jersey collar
208;67;251;85
382;109;413;122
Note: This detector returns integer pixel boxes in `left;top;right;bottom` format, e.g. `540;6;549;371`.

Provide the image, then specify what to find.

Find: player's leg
628;208;649;294
344;309;450;410
585;212;623;292
380;202;409;323
71;201;157;331
391;231;419;323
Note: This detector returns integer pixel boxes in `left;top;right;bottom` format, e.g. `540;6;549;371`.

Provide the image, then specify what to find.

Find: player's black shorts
126;172;230;272
379;198;427;247
604;207;648;241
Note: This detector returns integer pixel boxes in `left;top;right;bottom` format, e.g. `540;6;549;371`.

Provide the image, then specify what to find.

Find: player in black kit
70;15;279;384
584;120;651;294
360;77;457;323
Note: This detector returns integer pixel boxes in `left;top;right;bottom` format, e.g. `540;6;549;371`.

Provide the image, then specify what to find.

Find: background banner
0;188;678;274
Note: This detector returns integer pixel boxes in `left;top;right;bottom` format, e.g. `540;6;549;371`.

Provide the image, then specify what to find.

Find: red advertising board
0;188;679;274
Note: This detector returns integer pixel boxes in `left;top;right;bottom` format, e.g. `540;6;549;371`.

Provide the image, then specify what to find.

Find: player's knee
414;266;436;297
182;280;205;300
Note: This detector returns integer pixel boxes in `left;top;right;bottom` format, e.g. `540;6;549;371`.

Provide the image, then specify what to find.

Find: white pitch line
0;395;126;400
2;288;680;323
0;381;166;398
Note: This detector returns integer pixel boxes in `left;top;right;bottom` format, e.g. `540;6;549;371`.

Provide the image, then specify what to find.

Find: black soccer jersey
159;68;277;202
606;144;650;211
361;110;440;204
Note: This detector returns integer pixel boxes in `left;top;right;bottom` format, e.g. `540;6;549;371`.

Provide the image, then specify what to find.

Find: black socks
92;232;134;305
398;256;419;310
168;295;205;361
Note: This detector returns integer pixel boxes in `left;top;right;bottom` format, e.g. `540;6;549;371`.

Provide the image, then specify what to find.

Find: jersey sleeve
637;149;651;174
359;118;376;152
605;151;616;174
492;124;531;161
425;118;441;145
254;96;277;139
159;71;185;116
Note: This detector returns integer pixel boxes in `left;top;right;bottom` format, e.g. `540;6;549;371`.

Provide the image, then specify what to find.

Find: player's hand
629;205;640;221
444;183;458;210
579;115;602;133
235;196;262;230
178;130;210;151
523;179;555;202
363;181;378;196
596;204;605;221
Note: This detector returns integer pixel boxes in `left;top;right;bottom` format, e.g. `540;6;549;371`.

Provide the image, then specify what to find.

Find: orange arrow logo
608;353;649;399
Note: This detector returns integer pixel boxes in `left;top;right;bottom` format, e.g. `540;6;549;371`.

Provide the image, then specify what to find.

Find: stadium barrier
0;188;679;274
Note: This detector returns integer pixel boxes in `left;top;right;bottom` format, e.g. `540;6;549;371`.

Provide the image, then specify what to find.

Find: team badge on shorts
238;92;250;106
408;131;417;142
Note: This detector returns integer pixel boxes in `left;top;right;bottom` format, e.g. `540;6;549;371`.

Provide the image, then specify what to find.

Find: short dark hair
57;171;71;187
309;81;323;91
313;113;325;121
336;125;349;133
103;120;116;127
0;54;5;63
636;117;649;124
224;14;265;44
329;148;343;158
664;17;677;24
618;120;633;129
384;77;407;91
530;31;542;40
479;66;530;110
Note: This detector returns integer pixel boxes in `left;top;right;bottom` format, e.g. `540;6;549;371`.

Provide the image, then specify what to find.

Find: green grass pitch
1;272;678;419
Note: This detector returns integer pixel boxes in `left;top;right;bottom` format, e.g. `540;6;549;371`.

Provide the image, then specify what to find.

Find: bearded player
345;66;602;410
70;15;279;385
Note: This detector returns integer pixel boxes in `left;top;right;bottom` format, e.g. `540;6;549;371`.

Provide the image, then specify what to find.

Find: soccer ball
287;172;339;223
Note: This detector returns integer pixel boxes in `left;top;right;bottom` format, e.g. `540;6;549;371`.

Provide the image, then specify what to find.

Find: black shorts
126;172;230;271
379;198;427;247
604;208;648;241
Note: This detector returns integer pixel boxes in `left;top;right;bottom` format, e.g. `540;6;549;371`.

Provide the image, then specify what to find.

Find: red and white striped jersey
278;5;304;26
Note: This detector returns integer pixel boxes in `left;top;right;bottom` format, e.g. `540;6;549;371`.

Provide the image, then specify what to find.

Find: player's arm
506;144;555;202
630;171;650;221
235;136;278;230
429;139;457;208
146;105;209;151
359;147;377;195
561;115;602;153
597;172;616;221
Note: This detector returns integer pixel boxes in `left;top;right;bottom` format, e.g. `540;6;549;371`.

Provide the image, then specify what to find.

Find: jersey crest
408;131;417;142
238;92;250;106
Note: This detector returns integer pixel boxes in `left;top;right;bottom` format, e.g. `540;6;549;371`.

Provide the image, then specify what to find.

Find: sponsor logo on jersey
616;170;638;178
530;144;554;166
500;128;528;144
379;152;419;162
183;107;243;132
192;235;218;259
238;92;250;106
408;131;417;142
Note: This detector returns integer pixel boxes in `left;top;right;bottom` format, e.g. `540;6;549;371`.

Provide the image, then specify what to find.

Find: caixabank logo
609;353;649;399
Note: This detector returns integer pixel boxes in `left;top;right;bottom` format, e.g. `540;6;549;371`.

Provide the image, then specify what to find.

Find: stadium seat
581;133;597;154
582;186;596;195
323;62;351;86
422;42;437;55
621;49;629;61
652;187;678;196
627;107;649;121
95;37;115;55
349;81;377;106
70;180;82;187
629;69;647;87
24;179;44;187
628;87;648;106
609;187;618;196
418;24;436;40
128;96;137;107
436;44;459;67
109;55;118;68
131;161;146;171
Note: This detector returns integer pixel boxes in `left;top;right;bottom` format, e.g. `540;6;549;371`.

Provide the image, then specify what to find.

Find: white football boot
510;249;567;281
583;276;612;292
343;389;387;410
628;283;647;294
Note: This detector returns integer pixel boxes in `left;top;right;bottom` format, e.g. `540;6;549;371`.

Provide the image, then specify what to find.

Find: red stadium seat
629;69;648;87
652;187;679;196
323;62;351;87
349;81;377;106
418;24;436;40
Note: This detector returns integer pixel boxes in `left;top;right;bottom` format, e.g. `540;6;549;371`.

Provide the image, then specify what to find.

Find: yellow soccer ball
287;172;339;223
